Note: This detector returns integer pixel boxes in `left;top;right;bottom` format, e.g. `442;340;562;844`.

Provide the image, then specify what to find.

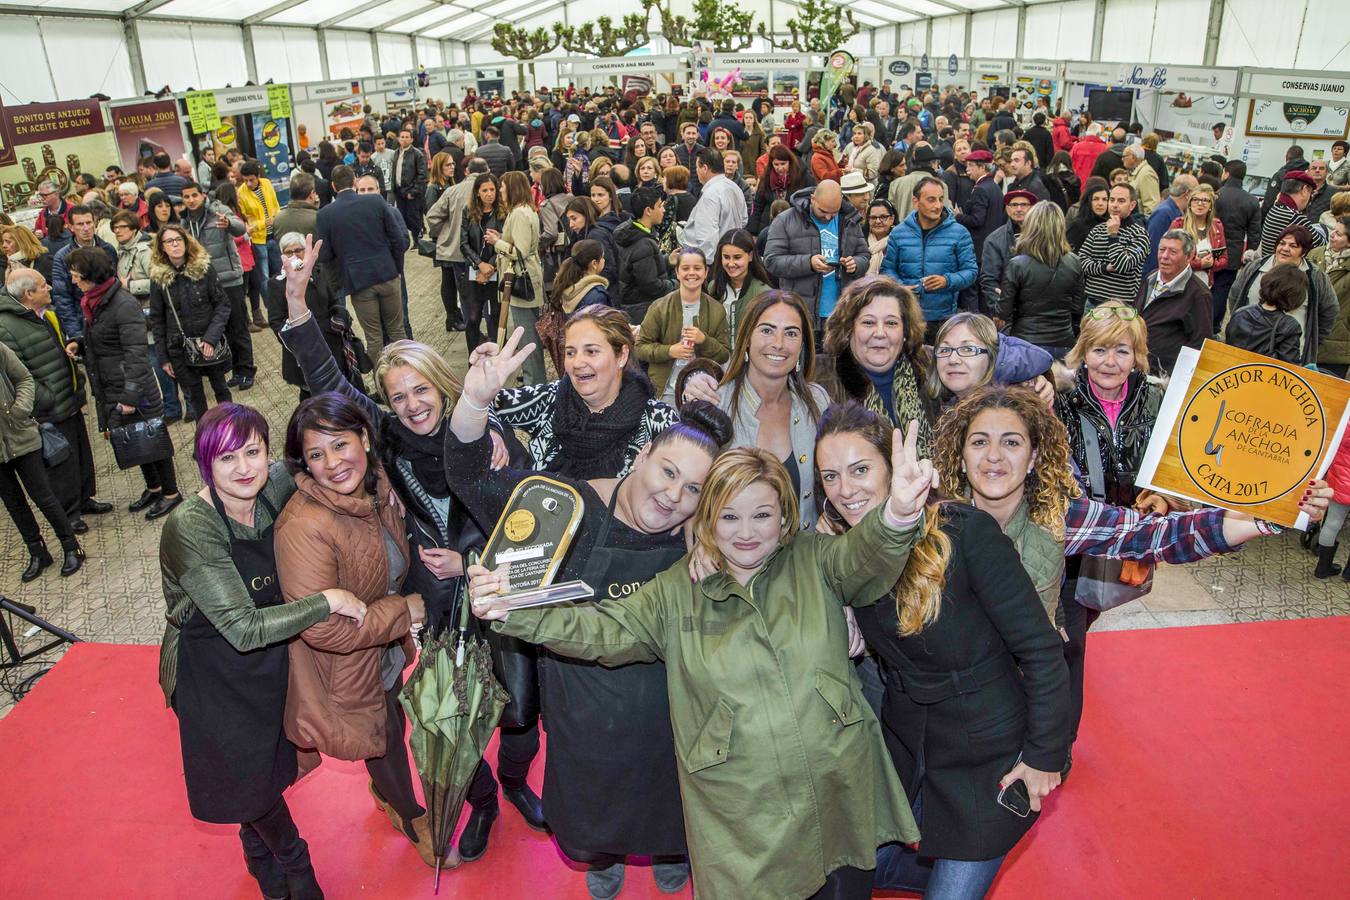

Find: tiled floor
1;253;1346;715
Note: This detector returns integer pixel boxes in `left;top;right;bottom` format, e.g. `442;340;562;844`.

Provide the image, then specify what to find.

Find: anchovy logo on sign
1203;399;1225;467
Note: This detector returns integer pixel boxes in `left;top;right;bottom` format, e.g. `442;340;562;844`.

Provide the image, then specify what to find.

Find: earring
745;350;750;363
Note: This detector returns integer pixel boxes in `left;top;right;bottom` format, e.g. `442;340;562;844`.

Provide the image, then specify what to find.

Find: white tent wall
416;37;443;68
377;31;414;73
929;16;966;58
1099;0;1206;65
1022;1;1095;61
139;21;248;92
251;27;325;84
968;8;1019;58
0;14;137;105
325;29;377;79
1217;0;1350;69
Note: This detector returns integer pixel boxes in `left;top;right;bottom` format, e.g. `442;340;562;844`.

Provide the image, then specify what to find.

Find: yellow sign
1139;341;1350;527
185;91;220;135
267;84;291;120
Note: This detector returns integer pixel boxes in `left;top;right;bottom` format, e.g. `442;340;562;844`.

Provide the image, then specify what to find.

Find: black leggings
439;266;462;328
0;448;76;552
464;720;541;809
461;281;499;354
366;680;424;827
238;796;322;900
808;866;875;900
1060;573;1101;745
175;357;232;418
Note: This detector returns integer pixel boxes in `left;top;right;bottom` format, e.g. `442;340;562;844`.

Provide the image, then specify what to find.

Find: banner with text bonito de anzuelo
1138;341;1350;529
0;100;119;215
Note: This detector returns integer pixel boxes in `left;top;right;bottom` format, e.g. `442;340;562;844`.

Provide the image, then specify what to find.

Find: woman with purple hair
158;402;367;900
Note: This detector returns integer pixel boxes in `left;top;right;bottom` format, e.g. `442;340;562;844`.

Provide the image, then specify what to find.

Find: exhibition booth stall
1228;69;1350;190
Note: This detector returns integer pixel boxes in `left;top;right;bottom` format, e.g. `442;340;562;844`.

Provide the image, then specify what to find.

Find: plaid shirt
1064;497;1236;561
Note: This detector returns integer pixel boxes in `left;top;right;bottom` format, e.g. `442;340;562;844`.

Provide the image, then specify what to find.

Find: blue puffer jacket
880;208;978;321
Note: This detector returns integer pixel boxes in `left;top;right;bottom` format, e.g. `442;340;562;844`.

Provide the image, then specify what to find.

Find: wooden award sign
1138;341;1350;528
481;475;592;609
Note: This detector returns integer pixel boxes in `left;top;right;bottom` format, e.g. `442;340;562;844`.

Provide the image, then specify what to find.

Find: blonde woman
1168;184;1227;286
470;425;938;899
491;171;546;384
999;200;1086;356
1;224;53;284
275;236;544;844
844;122;883;182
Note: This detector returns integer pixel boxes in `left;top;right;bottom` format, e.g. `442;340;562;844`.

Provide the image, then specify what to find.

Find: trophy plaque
481;476;593;609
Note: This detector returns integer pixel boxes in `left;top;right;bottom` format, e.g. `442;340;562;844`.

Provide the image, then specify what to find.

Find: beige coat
495;204;545;309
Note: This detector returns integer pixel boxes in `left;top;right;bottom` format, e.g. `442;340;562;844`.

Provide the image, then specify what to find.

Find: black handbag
507;248;535;302
416;235;437;258
109;414;174;470
39;421;71;467
165;295;231;368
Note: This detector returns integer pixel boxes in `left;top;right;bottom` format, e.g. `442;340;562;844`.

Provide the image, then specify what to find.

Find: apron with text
174;490;297;824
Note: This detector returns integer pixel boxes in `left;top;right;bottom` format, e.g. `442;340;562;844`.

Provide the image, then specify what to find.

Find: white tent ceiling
0;0;1028;40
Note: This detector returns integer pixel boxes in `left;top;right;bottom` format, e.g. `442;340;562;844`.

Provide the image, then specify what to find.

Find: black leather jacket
1000;251;1086;349
1055;368;1162;506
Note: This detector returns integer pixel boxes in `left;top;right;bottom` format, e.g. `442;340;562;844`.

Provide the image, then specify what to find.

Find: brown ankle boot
408;812;459;869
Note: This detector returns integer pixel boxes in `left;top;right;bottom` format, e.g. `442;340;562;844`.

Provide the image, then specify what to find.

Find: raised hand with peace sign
885;420;939;526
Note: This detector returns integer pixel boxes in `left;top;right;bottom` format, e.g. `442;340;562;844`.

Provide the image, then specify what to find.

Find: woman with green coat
469;418;938;899
635;247;730;404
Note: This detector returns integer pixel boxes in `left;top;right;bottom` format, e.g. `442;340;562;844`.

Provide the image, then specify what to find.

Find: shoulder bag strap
1078;411;1107;502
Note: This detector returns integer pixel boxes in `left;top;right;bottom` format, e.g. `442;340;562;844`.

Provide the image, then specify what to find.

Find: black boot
1314;542;1342;579
60;545;85;577
146;493;184;521
503;783;547;831
456;799;498;862
22;544;52;582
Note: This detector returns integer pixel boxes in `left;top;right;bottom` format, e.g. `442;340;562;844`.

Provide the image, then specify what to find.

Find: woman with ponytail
540;239;610;372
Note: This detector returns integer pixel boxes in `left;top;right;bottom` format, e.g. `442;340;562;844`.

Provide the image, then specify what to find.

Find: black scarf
389;417;450;497
550;372;651;479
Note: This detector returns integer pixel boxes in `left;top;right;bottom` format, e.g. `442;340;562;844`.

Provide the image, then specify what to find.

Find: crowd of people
0;78;1347;900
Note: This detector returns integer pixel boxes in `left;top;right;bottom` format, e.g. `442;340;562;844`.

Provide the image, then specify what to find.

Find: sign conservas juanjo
1139;341;1350;528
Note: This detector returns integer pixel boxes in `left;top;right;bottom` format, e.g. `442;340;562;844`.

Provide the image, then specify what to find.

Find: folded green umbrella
400;553;510;891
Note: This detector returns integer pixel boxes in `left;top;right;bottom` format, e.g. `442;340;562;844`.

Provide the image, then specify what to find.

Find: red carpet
3;619;1348;898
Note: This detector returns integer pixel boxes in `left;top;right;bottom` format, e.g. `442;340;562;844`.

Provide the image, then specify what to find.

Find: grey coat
762;188;870;320
180;202;247;288
424;178;476;264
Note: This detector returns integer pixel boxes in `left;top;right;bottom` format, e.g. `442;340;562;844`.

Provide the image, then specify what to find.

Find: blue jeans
152;340;188;418
874;790;1007;900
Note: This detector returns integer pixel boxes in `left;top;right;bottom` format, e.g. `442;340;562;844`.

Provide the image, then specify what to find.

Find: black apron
540;482;688;858
174;490;298;825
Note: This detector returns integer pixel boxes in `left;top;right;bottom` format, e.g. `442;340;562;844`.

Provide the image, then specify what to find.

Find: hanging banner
252;116;292;207
0;101;117;215
1244;98;1350;140
323;96;366;137
110;100;186;171
819;50;856;102
1137;90;1235;145
1138;341;1350;529
267;84;292;121
185;91;221;135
